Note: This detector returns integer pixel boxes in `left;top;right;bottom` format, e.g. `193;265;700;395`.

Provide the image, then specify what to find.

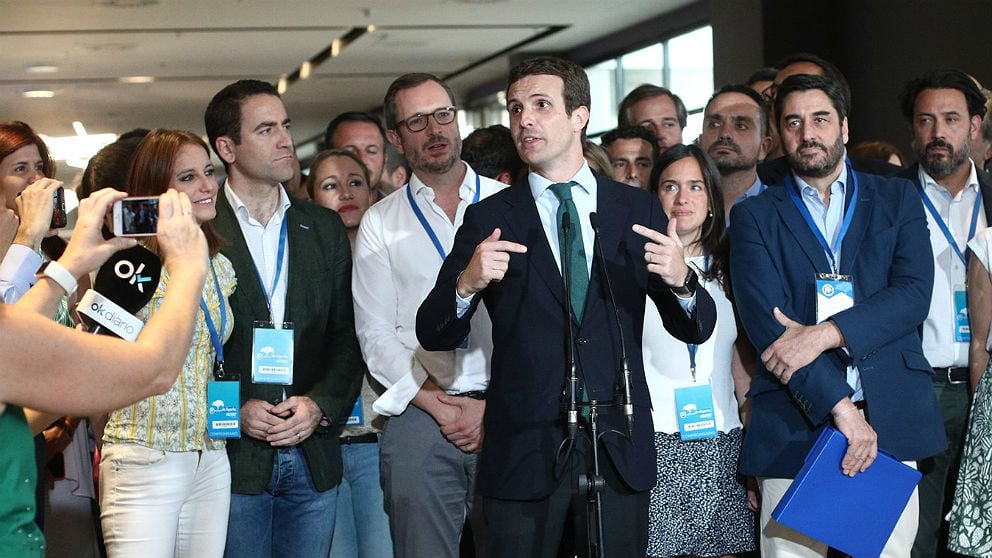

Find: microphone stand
590;212;634;439
561;212;579;444
559;211;607;558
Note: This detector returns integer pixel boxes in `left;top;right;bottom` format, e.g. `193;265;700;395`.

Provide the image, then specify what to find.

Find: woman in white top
643;144;755;558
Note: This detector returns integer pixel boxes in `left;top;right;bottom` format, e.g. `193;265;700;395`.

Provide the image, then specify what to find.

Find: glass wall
463;25;713;142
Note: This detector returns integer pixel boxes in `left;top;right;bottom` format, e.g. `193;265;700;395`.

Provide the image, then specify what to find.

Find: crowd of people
2;48;992;558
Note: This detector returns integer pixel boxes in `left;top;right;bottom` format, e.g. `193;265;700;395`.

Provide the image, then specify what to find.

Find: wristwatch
36;260;78;297
671;267;698;296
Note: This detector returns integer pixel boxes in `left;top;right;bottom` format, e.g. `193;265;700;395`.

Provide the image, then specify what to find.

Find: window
462;25;714;142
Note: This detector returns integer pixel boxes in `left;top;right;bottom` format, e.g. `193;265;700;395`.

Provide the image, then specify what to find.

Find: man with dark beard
697;84;772;218
729;74;943;557
897;69;992;558
351;73;506;558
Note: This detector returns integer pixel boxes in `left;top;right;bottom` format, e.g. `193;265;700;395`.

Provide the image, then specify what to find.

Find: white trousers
758;463;919;558
100;442;231;558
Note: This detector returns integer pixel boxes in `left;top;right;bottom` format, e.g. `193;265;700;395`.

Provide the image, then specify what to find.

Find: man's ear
570;106;590;132
386;129;405;155
215;137;237;165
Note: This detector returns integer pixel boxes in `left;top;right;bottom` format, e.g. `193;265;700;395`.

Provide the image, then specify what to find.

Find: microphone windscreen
93;245;162;314
589;211;599;231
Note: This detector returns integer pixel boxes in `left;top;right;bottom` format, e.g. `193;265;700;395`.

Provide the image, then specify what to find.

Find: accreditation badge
815;273;854;324
954;285;970;342
207;378;241;439
346;396;364;426
674;383;717;441
251;321;294;385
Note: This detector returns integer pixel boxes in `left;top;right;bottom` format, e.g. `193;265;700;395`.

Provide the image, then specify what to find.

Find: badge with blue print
674;383;717;441
251;321;294;385
815;273;854;324
955;285;970;342
207;380;241;439
346;396;364;426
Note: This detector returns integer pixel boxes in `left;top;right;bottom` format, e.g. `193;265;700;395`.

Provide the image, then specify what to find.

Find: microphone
589;212;634;439
77;245;161;341
561;211;579;441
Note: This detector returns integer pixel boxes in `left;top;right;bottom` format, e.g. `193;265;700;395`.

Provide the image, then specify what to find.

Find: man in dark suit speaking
417;56;716;557
729;74;944;557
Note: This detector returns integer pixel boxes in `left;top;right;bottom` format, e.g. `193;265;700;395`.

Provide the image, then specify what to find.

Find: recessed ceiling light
119;76;155;84
23;89;55;99
98;0;160;7
25;64;58;74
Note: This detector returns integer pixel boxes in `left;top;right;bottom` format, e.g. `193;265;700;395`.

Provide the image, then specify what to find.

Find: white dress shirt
918;163;984;368
352;162;506;416
224;180;292;326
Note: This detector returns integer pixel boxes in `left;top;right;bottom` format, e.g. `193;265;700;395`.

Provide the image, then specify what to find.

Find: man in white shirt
897;69;992;558
351;73;506;558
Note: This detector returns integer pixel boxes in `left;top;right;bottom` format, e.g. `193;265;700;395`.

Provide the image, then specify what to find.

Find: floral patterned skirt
948;360;992;557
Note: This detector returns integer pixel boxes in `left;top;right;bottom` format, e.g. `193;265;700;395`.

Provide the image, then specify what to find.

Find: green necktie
550;181;589;322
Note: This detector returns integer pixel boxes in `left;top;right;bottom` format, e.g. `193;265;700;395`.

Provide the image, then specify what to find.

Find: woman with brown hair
99;129;236;557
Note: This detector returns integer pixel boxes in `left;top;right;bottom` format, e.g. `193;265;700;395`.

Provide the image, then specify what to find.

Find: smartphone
112;196;159;237
50;187;67;229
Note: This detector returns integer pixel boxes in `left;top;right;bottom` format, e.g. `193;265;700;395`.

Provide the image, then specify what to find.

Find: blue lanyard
786;161;859;273
251;216;288;318
915;183;982;267
198;259;226;363
406;174;481;261
686;255;709;381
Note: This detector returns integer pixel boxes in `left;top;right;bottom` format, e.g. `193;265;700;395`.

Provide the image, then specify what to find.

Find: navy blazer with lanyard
730;162;945;479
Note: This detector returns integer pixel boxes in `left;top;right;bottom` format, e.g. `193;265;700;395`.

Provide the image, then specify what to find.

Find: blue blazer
416;175;716;500
729;171;945;478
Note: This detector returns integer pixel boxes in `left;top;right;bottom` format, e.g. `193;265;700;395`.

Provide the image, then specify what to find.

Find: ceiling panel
0;0;692;179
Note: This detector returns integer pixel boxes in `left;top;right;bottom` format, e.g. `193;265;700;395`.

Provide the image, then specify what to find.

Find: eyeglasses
398;106;458;132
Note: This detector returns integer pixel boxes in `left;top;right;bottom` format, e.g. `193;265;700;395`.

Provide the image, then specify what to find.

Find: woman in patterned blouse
99;129;237;558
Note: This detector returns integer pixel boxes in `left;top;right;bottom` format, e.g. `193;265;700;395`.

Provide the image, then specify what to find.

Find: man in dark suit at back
416;56;716;558
730;73;944;557
204;79;363;558
896;69;992;558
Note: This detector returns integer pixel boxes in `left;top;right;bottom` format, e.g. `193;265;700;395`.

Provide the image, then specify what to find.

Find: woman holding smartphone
99;129;236;557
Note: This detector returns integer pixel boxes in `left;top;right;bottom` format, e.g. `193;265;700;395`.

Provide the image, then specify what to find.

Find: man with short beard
351;73;506;558
730;73;943;557
897;69;992;558
697;84;771;218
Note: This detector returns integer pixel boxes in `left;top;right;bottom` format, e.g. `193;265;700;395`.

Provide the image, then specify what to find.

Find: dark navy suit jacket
729;170;945;478
416;175;716;500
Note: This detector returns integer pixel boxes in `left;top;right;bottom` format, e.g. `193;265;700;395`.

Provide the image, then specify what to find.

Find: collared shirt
727;174;767;226
0;244;42;304
224;180;291;325
352;162;506;416
527;162;695;313
794;166;862;399
736;174;767;204
918;162;984;368
529;163;598;275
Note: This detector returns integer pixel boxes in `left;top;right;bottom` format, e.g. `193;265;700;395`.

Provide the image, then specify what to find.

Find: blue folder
770;426;921;558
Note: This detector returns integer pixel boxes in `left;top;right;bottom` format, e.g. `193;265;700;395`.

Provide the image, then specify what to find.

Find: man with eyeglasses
351;73;506;558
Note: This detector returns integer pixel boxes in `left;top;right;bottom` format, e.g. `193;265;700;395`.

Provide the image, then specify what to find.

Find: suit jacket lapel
501;182;567;310
283;200;318;324
214;188;272;321
772;186;832;273
839;172;871;273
